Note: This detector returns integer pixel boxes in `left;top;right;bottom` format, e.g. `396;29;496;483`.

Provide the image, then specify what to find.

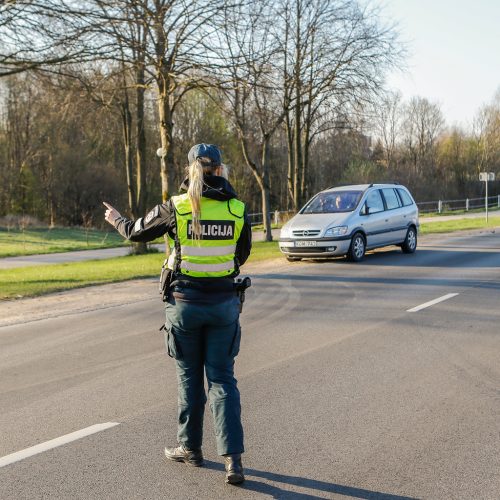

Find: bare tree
0;1;104;77
211;1;286;241
372;91;403;170
278;0;403;208
84;0;237;202
473;88;500;175
131;0;232;201
402;96;445;178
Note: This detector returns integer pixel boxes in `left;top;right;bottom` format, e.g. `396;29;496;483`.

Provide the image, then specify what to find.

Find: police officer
103;144;251;485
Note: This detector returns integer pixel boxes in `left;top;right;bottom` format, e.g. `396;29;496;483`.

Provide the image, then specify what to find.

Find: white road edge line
407;293;459;313
0;422;120;469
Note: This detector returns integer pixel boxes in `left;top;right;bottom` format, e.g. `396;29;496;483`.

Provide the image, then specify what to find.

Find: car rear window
382;188;401;210
397;188;414;206
301;191;363;214
365;190;384;213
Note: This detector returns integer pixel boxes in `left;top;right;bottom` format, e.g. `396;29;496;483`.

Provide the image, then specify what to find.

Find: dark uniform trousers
164;292;244;456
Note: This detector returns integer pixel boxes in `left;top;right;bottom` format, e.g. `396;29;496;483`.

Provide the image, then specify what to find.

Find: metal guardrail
416;195;500;214
249;194;500;224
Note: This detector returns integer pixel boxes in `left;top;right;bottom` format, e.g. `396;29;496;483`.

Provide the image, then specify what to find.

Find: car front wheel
347;233;365;262
401;227;417;253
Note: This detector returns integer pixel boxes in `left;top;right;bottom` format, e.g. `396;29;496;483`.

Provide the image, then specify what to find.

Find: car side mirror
361;204;370;216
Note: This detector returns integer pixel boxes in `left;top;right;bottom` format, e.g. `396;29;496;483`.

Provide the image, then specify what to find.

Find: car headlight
324;226;348;237
279;224;291;238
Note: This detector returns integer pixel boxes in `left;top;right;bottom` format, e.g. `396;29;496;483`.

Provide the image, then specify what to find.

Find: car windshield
301;191;363;214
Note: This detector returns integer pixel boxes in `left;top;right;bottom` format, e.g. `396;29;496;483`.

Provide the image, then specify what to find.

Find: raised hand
103;202;121;225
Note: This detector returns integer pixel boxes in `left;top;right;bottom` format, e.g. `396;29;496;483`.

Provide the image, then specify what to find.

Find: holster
234;276;252;313
159;259;174;302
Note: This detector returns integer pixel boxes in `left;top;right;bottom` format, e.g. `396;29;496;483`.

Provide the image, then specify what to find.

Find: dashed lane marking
407;293;459;313
0;422;120;469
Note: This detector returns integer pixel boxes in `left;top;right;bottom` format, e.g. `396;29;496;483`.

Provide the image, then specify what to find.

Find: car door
397;187;419;230
359;189;388;249
380;187;407;243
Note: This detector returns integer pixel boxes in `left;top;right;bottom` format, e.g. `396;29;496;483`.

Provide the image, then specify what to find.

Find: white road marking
0;422;120;469
407;293;459;313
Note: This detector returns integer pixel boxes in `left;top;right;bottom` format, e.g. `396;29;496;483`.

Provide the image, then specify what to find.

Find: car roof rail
369;181;400;187
325;183;351;190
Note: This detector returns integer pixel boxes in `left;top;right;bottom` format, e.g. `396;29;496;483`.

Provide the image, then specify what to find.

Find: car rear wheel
286;256;302;262
401;227;417;254
347;233;365;262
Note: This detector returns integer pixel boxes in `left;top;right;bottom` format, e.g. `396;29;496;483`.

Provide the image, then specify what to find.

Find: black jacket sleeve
113;201;176;242
235;207;252;266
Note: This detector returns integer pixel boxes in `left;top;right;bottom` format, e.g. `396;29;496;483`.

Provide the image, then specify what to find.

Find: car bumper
279;238;351;257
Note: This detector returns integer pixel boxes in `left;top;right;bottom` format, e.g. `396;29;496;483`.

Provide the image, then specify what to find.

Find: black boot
224;454;245;484
164;444;204;467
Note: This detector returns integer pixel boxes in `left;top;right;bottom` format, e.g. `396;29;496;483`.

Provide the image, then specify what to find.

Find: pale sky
382;0;500;128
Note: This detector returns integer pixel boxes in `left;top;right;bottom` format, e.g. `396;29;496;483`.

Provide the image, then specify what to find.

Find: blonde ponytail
188;159;204;241
187;157;222;241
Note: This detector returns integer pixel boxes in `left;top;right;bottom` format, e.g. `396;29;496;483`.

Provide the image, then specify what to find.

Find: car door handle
385;219;389;222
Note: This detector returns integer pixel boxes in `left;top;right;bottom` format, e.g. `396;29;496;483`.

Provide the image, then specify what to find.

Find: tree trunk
121;99;136;215
293;97;302;208
158;86;175;202
133;63;148;256
47;152;55;227
240;137;273;242
293;0;302;209
135;70;147;216
261;139;273;242
261;182;272;242
285;115;296;211
301;122;311;202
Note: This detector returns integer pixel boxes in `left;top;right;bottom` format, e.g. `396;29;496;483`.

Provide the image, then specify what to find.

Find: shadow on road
204;460;418;499
293;248;500;269
258;271;500;293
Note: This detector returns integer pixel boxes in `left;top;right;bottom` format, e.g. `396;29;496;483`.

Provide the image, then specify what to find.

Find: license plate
295;240;317;247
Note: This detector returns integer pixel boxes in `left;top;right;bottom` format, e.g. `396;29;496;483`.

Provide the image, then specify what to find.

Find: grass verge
0;227;125;257
0;253;164;300
420;216;500;234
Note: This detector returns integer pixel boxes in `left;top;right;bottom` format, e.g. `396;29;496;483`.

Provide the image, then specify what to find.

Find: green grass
247;241;280;261
0;241;281;300
420;216;500;234
0;253;166;300
0;227;126;257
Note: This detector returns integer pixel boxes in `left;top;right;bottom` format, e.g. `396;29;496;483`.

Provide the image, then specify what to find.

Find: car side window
364;190;384;214
382;188;401;210
397;188;414;206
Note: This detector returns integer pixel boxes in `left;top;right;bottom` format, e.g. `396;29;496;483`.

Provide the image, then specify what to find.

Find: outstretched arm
103;201;174;242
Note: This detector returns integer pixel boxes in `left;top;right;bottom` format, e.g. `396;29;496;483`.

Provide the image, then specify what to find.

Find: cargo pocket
164;325;182;360
229;322;241;358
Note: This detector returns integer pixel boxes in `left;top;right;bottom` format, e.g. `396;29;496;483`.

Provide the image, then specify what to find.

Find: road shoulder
0;259;284;327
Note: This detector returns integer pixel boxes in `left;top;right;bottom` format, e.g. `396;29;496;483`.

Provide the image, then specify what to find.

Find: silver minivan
279;183;419;262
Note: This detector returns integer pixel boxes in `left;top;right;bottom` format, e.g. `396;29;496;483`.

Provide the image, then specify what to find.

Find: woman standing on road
103;144;252;485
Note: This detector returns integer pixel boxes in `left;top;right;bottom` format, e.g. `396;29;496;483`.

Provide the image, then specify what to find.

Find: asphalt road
1;230;499;499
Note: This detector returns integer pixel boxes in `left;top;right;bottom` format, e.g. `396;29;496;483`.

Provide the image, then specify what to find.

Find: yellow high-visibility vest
167;193;245;278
